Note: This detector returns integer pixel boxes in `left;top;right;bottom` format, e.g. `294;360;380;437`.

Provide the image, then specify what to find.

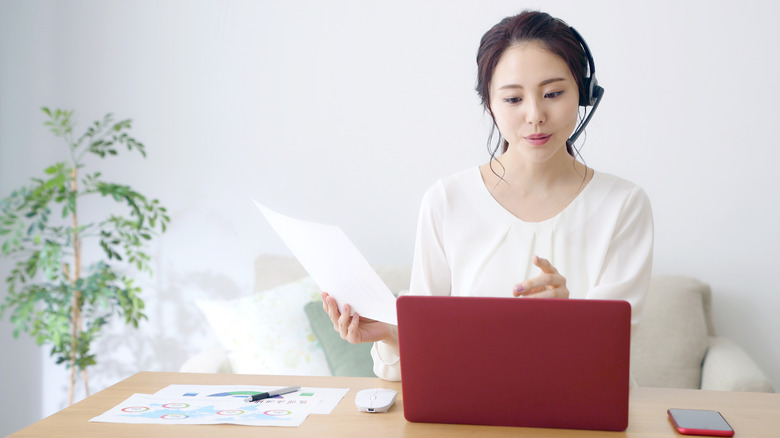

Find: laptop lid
396;296;631;431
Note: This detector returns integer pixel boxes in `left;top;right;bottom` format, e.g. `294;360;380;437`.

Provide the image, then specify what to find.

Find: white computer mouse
355;388;398;413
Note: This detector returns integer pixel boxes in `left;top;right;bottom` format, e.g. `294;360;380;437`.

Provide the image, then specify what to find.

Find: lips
524;134;551;146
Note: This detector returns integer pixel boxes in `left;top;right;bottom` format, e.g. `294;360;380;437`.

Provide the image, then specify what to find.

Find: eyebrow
498;77;567;90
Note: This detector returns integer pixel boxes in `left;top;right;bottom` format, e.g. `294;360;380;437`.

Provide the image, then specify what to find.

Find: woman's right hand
321;292;398;348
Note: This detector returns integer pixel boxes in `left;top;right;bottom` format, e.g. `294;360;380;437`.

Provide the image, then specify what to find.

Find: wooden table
10;372;780;437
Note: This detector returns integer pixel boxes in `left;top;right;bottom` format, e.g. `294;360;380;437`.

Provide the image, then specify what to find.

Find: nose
525;98;545;125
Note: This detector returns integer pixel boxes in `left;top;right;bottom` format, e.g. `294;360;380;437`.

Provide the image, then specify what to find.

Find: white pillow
196;277;331;376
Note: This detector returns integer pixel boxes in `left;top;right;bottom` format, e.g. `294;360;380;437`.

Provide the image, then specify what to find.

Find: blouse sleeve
372;182;452;381
409;180;452;296
587;185;654;334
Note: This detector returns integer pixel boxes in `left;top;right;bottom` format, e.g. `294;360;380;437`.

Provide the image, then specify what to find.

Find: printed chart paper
255;201;398;325
89;393;316;427
154;384;349;415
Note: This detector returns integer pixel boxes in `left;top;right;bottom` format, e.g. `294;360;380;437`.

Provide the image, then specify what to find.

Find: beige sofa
182;255;774;392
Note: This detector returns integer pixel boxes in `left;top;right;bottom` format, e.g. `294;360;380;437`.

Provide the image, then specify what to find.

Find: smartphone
667;409;734;437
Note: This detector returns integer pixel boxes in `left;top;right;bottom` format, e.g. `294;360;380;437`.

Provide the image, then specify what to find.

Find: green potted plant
0;108;170;405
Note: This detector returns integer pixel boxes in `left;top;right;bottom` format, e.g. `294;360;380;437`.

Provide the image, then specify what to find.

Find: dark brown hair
476;10;588;156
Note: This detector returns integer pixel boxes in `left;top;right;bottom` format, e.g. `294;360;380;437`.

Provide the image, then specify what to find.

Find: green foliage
0;107;169;376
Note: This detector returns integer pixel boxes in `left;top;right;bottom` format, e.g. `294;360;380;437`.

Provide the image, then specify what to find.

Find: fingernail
514;285;524;293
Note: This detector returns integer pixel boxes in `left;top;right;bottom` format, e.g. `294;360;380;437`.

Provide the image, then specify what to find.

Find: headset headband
566;26;605;146
569;26;603;107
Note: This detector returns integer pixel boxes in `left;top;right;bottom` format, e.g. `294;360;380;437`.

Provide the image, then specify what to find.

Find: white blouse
372;167;654;381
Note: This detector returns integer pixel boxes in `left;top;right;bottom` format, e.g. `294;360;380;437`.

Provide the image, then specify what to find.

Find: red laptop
396;296;631;431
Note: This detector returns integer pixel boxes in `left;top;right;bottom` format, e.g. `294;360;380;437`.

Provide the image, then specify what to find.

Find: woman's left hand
513;255;570;299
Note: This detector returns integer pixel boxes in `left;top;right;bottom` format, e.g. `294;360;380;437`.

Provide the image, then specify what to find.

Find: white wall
1;0;779;433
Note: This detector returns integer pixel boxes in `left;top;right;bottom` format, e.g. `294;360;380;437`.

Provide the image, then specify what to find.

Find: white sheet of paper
153;384;348;415
89;393;316;427
255;201;398;325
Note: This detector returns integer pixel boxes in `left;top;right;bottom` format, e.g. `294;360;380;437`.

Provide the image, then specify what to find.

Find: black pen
244;386;301;402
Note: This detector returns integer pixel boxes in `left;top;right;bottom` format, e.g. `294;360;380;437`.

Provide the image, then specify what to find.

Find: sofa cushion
630;275;710;389
196;277;331;376
248;255;409;377
304;301;375;377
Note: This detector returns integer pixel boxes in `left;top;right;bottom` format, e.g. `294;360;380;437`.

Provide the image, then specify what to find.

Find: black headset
567;26;604;146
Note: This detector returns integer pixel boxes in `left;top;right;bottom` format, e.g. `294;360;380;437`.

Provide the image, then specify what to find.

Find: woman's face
489;41;580;164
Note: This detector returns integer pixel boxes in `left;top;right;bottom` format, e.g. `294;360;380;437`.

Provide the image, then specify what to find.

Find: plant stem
68;166;83;406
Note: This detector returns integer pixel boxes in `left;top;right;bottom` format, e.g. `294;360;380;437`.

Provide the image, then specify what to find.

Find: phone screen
667;409;734;436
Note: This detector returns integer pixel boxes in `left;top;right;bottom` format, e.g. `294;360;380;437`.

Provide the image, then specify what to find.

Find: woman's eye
504;97;522;104
544;91;563;99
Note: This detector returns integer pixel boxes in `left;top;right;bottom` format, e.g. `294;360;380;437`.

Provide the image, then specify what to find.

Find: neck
492;148;587;195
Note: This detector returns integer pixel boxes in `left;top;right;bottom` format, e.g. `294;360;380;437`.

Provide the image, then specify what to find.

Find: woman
322;10;653;381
